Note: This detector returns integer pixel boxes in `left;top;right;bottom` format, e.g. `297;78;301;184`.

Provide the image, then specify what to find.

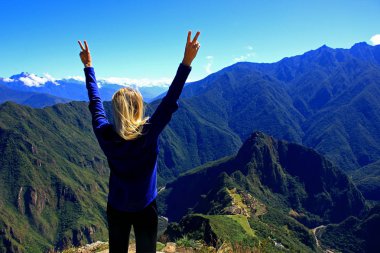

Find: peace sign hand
182;31;201;67
78;40;92;68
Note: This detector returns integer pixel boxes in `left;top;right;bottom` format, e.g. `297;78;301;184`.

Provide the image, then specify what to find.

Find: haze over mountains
1;42;379;252
0;84;71;108
0;72;169;105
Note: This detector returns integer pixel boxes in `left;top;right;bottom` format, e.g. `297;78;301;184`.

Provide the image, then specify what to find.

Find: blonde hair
111;87;149;140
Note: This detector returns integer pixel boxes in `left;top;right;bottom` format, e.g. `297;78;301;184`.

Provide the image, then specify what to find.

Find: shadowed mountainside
161;132;366;225
159;132;367;252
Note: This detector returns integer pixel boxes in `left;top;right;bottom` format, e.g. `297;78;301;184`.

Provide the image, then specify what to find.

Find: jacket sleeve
145;63;191;141
84;67;110;132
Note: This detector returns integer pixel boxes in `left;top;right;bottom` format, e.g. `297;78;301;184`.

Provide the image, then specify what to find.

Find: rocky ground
63;241;240;253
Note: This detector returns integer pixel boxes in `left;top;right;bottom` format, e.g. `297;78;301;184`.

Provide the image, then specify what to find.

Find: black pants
106;199;158;253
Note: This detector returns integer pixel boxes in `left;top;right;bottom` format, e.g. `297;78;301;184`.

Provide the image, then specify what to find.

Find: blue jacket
84;63;191;212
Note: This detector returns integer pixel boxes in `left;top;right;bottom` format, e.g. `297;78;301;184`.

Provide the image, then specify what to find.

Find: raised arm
78;40;110;131
146;31;201;140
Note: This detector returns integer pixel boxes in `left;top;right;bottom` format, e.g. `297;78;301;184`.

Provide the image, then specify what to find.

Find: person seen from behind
78;30;201;253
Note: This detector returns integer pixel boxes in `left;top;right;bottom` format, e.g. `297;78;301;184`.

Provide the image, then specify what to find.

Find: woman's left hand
78;40;92;67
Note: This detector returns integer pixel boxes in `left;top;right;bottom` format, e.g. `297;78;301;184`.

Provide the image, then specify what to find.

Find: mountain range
163;42;380;201
161;132;366;224
0;72;168;105
176;42;380;172
159;132;373;252
0;84;71;108
0;42;379;252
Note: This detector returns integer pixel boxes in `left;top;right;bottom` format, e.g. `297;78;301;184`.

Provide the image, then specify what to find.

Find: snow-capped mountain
0;72;169;103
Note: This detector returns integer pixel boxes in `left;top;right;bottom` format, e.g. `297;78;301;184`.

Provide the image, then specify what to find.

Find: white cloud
233;46;256;63
62;76;85;82
46;75;172;88
370;34;380;45
205;55;214;74
98;77;172;87
2;78;14;82
3;73;176;88
205;63;212;74
233;52;255;62
4;73;59;87
43;73;57;82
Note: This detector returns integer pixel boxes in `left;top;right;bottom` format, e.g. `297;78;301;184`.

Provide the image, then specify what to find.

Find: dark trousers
106;199;158;253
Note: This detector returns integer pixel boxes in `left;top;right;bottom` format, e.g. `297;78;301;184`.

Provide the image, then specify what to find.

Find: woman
78;31;200;253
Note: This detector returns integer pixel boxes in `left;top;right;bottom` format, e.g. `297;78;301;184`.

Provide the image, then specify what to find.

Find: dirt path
311;225;325;248
158;186;166;194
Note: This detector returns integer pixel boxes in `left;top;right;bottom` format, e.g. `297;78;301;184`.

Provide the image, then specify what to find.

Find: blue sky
0;0;379;83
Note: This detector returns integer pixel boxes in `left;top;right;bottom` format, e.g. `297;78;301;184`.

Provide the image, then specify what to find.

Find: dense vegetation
158;132;366;251
1;42;379;252
349;160;380;201
0;101;110;252
0;98;241;251
319;204;380;253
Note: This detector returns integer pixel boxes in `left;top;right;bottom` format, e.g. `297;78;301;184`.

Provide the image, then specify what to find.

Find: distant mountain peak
312;44;333;53
235;131;276;163
319;44;330;49
5;72;58;87
243;131;268;145
10;72;31;79
351;41;370;49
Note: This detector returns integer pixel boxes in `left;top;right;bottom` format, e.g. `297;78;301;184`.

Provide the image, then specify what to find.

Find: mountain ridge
0;73;168;103
161;131;366;225
159;131;367;252
172;42;380;172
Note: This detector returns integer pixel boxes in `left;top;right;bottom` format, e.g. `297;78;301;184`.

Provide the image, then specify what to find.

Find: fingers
78;41;85;51
192;31;200;43
84;40;89;51
187;30;200;44
78;40;90;52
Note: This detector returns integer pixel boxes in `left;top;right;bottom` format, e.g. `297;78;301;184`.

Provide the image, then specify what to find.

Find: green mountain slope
161;132;366;224
318;204;380;253
145;99;242;181
349;160;380;201
176;43;380;173
0;99;241;252
159;132;367;251
0;101;109;252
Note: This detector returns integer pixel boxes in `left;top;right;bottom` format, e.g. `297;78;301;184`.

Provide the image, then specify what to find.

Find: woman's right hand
78;40;92;68
182;31;201;67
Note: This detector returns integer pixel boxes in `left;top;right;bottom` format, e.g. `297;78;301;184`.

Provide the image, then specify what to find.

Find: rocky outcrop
55;225;99;251
17;186;49;216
